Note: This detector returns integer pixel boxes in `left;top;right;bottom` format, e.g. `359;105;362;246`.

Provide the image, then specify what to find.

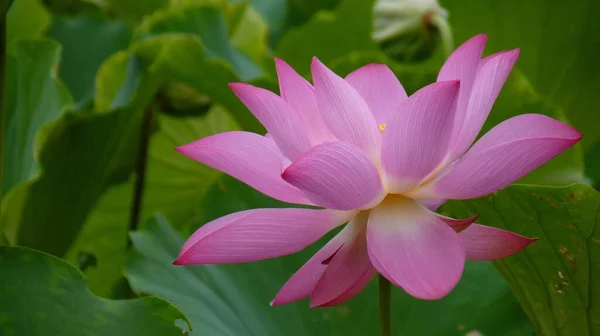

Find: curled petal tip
438;79;461;88
174;143;197;158
273;57;289;69
270;297;291;307
280;167;291;181
308;299;323;308
496;48;521;60
473;33;488;41
227;82;247;91
436;79;461;94
472;34;489;46
439;214;479;233
321;244;344;265
172;258;184;265
174;145;186;154
457;34;488;50
311;56;325;69
558;123;583;142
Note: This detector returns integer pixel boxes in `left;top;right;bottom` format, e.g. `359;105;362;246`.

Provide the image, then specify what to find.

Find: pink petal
316;267;375;307
449;49;520;159
229;83;311;161
311;58;381;158
310;213;376;307
413;114;582;199
275;58;335;144
282;141;385;210
438;34;487;152
345;63;407;124
174;208;356;264
382;81;460;193
419;199;446;211
438;214;479;233
459;224;538;260
367;196;465;300
271;232;346;306
176;131;309;205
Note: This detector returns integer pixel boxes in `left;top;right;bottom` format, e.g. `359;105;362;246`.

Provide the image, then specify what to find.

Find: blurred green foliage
1;0;599;334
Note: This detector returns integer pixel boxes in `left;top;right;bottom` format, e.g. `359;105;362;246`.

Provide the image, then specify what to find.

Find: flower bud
373;0;452;62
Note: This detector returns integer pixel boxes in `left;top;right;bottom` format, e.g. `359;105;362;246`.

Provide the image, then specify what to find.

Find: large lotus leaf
135;3;262;81
2;39;72;196
103;0;167;22
6;0;50;45
1;49;161;256
0;246;190;335
66;106;236;296
247;0;288;46
48;12;132;106
443;184;600;336
228;2;268;66
129;34;262;132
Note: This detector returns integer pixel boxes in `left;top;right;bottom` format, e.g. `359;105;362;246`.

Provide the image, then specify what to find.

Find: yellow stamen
379;123;386;132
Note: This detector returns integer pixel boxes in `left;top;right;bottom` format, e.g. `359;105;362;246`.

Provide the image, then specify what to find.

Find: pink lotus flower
173;35;581;307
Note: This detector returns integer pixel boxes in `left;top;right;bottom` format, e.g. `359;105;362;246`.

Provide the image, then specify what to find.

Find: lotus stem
379;273;392;336
127;104;155;246
0;18;7;198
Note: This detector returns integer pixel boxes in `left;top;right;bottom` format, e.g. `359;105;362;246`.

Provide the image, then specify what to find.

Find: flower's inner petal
438;34;487;156
459;224;538;260
176;131;310;205
275;58;336;145
345;63;407;125
381;81;460;193
271;230;346;306
311;57;382;159
314;263;376;307
447;49;520;161
409;114;582;200
310;212;377;307
367;195;465;300
418;199;447;211
174;208;356;265
229;82;311;161
283;141;386;210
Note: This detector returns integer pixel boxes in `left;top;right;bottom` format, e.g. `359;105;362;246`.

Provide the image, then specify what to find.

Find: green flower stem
0;18;7;199
379;274;392;336
127;104;155;247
